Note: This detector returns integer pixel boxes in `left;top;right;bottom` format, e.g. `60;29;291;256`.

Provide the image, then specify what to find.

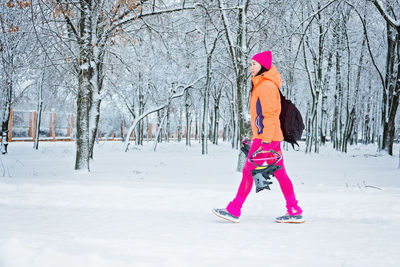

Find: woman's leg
226;140;302;217
226;139;266;217
265;142;302;215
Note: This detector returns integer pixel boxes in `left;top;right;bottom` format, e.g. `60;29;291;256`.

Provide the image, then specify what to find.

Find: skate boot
212;208;240;223
277;194;304;223
275;213;305;224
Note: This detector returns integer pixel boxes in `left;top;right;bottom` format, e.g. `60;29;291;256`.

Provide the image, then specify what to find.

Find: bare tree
0;1;34;154
367;0;400;156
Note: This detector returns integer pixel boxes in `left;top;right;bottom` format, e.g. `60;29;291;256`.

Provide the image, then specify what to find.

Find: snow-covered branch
110;5;198;34
217;0;237;74
288;0;340;39
123;76;204;151
345;1;386;90
369;0;400;30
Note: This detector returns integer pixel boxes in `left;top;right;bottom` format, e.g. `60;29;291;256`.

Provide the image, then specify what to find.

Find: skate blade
212;210;239;223
275;219;305;224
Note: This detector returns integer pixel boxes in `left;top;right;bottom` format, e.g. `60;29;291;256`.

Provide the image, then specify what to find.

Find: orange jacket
250;65;284;143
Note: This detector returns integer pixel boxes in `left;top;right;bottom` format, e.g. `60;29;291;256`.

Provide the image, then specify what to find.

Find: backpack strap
291;141;300;151
278;89;284;100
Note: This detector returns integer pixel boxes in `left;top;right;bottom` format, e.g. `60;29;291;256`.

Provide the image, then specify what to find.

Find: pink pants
226;139;302;217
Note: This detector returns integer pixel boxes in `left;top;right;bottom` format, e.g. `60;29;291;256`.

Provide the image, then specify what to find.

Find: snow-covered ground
0;140;399;267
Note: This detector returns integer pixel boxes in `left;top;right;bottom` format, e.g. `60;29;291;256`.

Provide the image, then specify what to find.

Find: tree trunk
194;112;198;141
381;24;396;151
363;81;373;144
153;110;168;151
1;77;12;154
350;40;360;146
384;32;399;155
333;24;344;151
201;85;209;154
138;72;145;145
235;3;249;149
342;24;352;153
75;85;91;171
185;90;191;146
369;0;400;155
201;35;217;154
320;50;333;145
88;93;101;159
33;62;45;150
303;38;319;154
218;0;249;150
75;1;94;171
166;108;170;142
213;104;219;145
209;108;214;143
350;36;366;147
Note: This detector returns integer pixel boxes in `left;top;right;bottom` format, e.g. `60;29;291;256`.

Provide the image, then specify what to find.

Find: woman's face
250;60;261;77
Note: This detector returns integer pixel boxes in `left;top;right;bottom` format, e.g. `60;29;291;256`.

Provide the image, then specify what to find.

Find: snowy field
0;140;399;267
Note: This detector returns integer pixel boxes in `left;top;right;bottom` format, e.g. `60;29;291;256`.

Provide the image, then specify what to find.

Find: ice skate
212;208;240;223
275;213;305;224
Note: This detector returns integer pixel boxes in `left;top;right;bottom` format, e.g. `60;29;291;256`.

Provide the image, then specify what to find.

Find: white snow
79;63;89;71
0;141;399;266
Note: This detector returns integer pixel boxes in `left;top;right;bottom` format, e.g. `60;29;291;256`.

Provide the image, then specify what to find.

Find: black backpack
279;90;304;150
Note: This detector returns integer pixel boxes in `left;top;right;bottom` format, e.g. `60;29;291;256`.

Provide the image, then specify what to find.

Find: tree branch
346;1;386;90
55;0;80;41
123;76;204;150
110;4;198;35
369;0;400;30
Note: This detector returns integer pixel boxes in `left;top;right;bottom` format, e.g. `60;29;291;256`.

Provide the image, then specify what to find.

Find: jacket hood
251;65;282;89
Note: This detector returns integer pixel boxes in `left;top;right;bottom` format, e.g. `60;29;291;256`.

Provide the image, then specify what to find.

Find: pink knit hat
251;51;272;70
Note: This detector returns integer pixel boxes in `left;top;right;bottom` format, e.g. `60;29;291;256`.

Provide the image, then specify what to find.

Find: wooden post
52;113;56;141
67;114;71;137
32;111;37;141
70;114;74;138
67;115;70;137
67;114;70;137
29;112;33;137
148;123;152;141
131;126;135;140
142;123;144;143
122;121;126;139
111;132;115;140
8;108;13;142
49;113;53;138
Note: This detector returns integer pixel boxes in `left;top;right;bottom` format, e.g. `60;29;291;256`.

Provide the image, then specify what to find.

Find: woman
213;51;304;224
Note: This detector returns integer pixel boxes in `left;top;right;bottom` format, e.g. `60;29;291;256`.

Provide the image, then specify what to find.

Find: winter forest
1;0;399;170
1;0;400;266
